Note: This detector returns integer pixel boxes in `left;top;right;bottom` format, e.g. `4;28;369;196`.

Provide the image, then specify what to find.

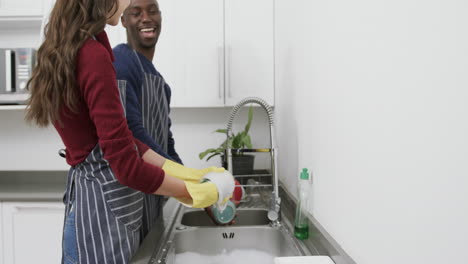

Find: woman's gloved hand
162;159;224;182
203;171;235;208
177;170;235;209
177;181;218;208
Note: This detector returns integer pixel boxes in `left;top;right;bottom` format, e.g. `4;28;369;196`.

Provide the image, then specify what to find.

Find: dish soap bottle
294;168;310;240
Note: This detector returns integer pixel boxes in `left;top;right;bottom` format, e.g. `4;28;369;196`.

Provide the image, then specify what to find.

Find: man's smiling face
122;0;162;51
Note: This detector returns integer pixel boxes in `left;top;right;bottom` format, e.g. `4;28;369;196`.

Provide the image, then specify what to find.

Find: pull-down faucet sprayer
225;97;281;223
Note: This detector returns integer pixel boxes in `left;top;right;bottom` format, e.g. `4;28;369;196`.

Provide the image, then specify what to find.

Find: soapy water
175;249;274;264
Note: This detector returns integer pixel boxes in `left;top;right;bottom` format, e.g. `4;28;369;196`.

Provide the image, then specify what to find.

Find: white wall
170;107;271;169
0;107;270;171
0;109;66;171
275;0;468;263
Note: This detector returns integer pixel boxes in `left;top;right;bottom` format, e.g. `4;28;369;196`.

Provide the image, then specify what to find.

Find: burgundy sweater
54;31;164;193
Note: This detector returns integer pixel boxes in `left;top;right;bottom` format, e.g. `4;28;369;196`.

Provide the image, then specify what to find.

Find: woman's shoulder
77;37;113;68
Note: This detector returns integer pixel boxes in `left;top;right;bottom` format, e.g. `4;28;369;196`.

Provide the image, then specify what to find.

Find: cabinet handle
227;46;231;98
5;49;13;92
218;47;224;99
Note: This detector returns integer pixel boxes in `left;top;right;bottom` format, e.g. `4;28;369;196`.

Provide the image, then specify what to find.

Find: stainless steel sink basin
165;226;303;263
181;208;270;226
135;197;319;264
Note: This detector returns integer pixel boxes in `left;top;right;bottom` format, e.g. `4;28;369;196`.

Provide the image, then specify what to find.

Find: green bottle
294;168;310;240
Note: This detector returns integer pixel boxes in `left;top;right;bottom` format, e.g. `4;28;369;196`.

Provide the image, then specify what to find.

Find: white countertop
0;183;64;201
275;256;335;264
0;171;66;201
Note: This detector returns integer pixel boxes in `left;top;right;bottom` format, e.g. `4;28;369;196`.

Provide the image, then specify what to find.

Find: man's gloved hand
162;159;224;182
176;181;218;208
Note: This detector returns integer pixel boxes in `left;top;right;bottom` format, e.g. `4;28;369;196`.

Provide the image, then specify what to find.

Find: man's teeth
140;28;154;32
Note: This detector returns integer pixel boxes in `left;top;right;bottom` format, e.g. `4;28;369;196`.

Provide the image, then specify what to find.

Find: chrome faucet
225;97;281;224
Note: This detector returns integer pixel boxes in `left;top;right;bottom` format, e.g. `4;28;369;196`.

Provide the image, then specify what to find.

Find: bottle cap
300;168;309;180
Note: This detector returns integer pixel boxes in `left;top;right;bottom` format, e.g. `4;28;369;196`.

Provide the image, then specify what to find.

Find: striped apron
62;54;170;263
126;50;170;237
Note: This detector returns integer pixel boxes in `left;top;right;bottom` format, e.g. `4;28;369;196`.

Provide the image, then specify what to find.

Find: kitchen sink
164;226;303;264
129;189;339;264
181;208;270;227
150;205;310;264
130;187;351;264
171;226;299;255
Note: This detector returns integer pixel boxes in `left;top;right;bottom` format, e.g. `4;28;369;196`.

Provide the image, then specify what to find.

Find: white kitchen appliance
0;48;36;104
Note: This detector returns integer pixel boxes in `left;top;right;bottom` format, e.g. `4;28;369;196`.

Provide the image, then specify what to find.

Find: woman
25;0;227;263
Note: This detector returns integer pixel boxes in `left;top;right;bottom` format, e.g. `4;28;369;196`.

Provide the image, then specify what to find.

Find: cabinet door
0;0;44;17
2;202;64;264
225;0;274;106
157;0;224;107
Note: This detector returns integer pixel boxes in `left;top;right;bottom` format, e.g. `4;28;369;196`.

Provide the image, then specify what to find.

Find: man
113;0;182;237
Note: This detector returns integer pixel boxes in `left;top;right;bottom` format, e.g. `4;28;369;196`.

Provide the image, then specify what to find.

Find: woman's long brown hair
25;0;119;127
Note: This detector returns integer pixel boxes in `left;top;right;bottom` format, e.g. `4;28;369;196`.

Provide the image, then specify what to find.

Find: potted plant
199;106;255;175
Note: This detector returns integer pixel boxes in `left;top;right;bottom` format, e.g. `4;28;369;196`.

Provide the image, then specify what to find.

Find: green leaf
244;105;253;134
199;148;222;160
206;153;221;161
243;134;252;148
215;129;227;134
220;137;233;149
200;105;255;162
232;133;243;148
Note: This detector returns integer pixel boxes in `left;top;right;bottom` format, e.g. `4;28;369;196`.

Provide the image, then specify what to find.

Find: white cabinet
107;0;275;107
1;202;64;264
223;0;274;106
0;0;55;49
158;0;274;107
0;0;44;17
156;0;225;107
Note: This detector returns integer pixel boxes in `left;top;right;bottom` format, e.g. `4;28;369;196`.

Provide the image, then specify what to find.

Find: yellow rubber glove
177;181;218;208
162;159;225;182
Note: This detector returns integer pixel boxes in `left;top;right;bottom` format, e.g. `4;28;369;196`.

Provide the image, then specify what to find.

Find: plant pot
221;154;255;176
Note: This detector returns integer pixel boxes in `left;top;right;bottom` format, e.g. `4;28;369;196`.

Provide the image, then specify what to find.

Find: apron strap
64;169;76;214
133;50;146;73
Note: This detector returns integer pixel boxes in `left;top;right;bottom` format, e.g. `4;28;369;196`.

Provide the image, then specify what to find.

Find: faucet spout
268;191;281;223
226;97;281;224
